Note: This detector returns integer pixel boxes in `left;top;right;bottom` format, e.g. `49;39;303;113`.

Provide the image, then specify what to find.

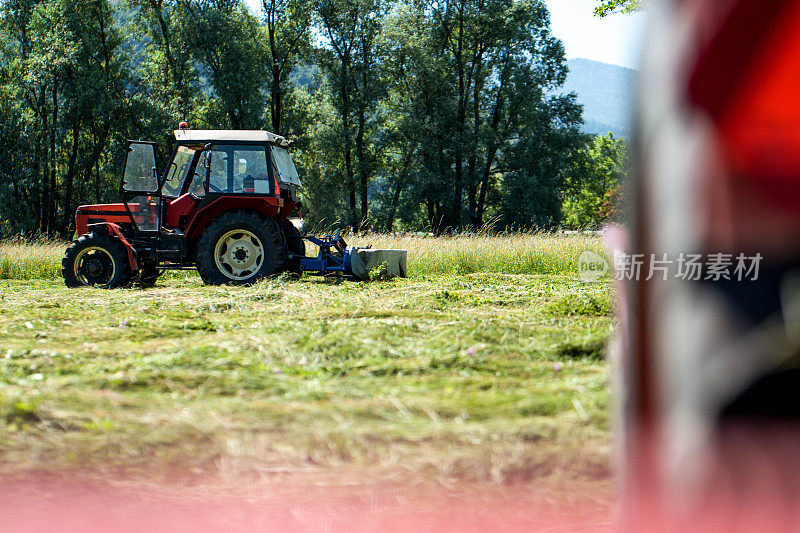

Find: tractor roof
173;129;291;147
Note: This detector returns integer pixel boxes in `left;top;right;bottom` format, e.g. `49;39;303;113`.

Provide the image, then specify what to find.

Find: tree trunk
386;181;404;233
60;117;82;237
356;105;367;226
32;112;42;229
467;53;483;225
94;160;101;204
452;153;463;230
386;149;412;232
266;0;280;133
475;145;497;227
271;66;282;133
340;59;357;233
41;104;49;234
475;56;508;227
48;81;58;235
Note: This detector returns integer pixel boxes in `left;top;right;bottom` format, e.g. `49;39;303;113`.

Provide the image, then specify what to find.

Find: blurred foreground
0;475;612;532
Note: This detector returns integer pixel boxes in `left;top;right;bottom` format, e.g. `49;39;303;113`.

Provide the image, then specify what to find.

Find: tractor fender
184;197;283;240
86;222;139;271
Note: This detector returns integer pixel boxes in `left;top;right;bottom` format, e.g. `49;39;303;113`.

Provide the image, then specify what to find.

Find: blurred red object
623;0;800;530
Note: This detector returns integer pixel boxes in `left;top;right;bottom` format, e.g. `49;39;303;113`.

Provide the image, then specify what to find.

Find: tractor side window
208;149;229;193
188;166;206;197
162;146;196;198
123;142;158;192
206;146;270;194
233;147;269;194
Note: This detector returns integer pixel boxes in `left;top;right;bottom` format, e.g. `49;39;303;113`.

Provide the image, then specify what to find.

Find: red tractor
63;127;406;288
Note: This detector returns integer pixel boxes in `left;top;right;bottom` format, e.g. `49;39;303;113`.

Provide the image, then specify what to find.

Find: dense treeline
0;0;618;237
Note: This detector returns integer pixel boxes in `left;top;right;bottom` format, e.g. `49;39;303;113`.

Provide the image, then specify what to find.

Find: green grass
353;232;607;276
0;232;608;279
0;234;613;491
0;239;64;280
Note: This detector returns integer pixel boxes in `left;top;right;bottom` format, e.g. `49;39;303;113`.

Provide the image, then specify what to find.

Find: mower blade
356;249;408;279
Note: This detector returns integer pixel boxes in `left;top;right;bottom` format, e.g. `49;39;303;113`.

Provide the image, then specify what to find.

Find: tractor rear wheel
62;233;131;288
196;211;279;285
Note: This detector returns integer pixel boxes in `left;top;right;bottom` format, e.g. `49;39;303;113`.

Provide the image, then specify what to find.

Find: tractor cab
117;129;301;237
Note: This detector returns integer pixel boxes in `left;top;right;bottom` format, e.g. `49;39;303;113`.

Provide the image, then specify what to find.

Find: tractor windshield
271;147;301;186
162;146;197;198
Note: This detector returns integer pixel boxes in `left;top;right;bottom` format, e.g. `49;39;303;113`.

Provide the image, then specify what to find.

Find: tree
129;0;201;124
0;0;130;236
382;0;582;232
179;0;268;129
315;0;385;232
594;0;645;17
561;133;628;229
262;0;312;134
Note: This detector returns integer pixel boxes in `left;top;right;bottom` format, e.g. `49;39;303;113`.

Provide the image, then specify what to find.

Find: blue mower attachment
291;230;407;280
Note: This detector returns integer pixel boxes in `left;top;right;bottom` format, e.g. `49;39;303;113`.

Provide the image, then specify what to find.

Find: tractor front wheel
62;233;131;288
196;211;278;285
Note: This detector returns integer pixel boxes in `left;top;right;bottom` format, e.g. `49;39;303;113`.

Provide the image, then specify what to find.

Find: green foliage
0;0;130;236
367;261;391;281
366;0;584;232
594;0;646;17
0;0;612;237
561;133;628;229
0;393;41;429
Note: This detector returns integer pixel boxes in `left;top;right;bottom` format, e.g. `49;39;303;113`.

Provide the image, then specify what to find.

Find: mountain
562;58;637;138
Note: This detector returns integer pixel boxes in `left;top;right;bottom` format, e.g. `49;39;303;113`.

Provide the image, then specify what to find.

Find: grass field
0;234;613;496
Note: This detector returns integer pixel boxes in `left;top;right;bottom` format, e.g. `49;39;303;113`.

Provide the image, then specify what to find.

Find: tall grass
0;232;607;280
0;239;64;280
351;232;607;276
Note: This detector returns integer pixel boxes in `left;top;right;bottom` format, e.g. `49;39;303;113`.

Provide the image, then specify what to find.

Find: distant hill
562;58;637;138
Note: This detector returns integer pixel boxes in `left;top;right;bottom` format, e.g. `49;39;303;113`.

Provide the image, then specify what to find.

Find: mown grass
0;234;614;492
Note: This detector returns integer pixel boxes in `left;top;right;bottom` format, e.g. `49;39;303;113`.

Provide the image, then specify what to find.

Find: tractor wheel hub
86;259;103;275
214;229;265;280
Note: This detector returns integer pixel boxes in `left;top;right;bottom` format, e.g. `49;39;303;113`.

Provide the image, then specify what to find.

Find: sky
243;0;647;70
546;0;646;69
